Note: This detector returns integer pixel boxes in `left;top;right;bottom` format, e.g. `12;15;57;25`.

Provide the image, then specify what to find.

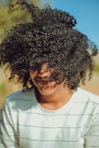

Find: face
29;63;64;96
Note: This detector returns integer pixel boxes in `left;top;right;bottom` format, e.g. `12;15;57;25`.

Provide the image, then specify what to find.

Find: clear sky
52;0;99;48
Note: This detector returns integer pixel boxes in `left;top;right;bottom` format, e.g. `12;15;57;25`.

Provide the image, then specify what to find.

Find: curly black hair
0;2;98;89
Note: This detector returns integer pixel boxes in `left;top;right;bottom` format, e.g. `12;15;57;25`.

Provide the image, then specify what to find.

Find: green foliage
0;4;31;32
0;0;41;41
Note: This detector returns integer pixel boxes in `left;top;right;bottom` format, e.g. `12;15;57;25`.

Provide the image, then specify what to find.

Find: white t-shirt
0;87;99;148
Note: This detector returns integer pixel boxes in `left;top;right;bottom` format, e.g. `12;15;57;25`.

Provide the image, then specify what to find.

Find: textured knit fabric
0;87;99;148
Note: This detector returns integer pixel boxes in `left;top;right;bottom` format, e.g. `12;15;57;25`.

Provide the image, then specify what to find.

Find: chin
36;84;57;96
37;87;54;96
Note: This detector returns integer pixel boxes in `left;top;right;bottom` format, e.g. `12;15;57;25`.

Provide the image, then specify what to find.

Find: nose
38;64;49;78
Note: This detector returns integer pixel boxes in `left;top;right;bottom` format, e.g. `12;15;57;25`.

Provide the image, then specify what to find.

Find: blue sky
52;0;99;47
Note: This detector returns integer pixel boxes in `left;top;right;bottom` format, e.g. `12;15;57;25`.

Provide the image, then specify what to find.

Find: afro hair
0;2;98;89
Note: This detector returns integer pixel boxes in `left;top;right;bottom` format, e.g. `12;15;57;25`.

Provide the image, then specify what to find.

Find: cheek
29;73;37;86
29;71;37;80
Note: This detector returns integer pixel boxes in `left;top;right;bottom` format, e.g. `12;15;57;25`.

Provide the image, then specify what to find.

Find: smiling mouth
35;77;54;89
35;77;50;84
37;81;50;87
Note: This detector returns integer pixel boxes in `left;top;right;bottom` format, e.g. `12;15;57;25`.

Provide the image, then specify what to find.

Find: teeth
35;77;50;83
37;80;49;83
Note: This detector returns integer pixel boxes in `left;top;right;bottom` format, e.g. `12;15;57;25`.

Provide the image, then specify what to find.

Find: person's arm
0;98;19;148
84;106;99;148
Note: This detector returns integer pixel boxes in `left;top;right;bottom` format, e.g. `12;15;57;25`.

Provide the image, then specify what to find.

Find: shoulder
6;88;34;101
73;87;99;112
71;87;99;115
3;88;37;111
76;87;99;103
73;87;99;107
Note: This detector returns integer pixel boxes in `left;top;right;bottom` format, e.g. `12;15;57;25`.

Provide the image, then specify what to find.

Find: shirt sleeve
0;98;19;148
84;105;99;148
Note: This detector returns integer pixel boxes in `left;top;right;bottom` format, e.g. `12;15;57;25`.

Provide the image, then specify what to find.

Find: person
0;2;99;148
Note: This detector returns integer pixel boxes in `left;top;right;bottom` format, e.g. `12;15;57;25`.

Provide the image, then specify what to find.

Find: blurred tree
0;0;40;41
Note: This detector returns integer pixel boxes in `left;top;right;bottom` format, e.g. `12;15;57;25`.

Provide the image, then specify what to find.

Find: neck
35;86;74;110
